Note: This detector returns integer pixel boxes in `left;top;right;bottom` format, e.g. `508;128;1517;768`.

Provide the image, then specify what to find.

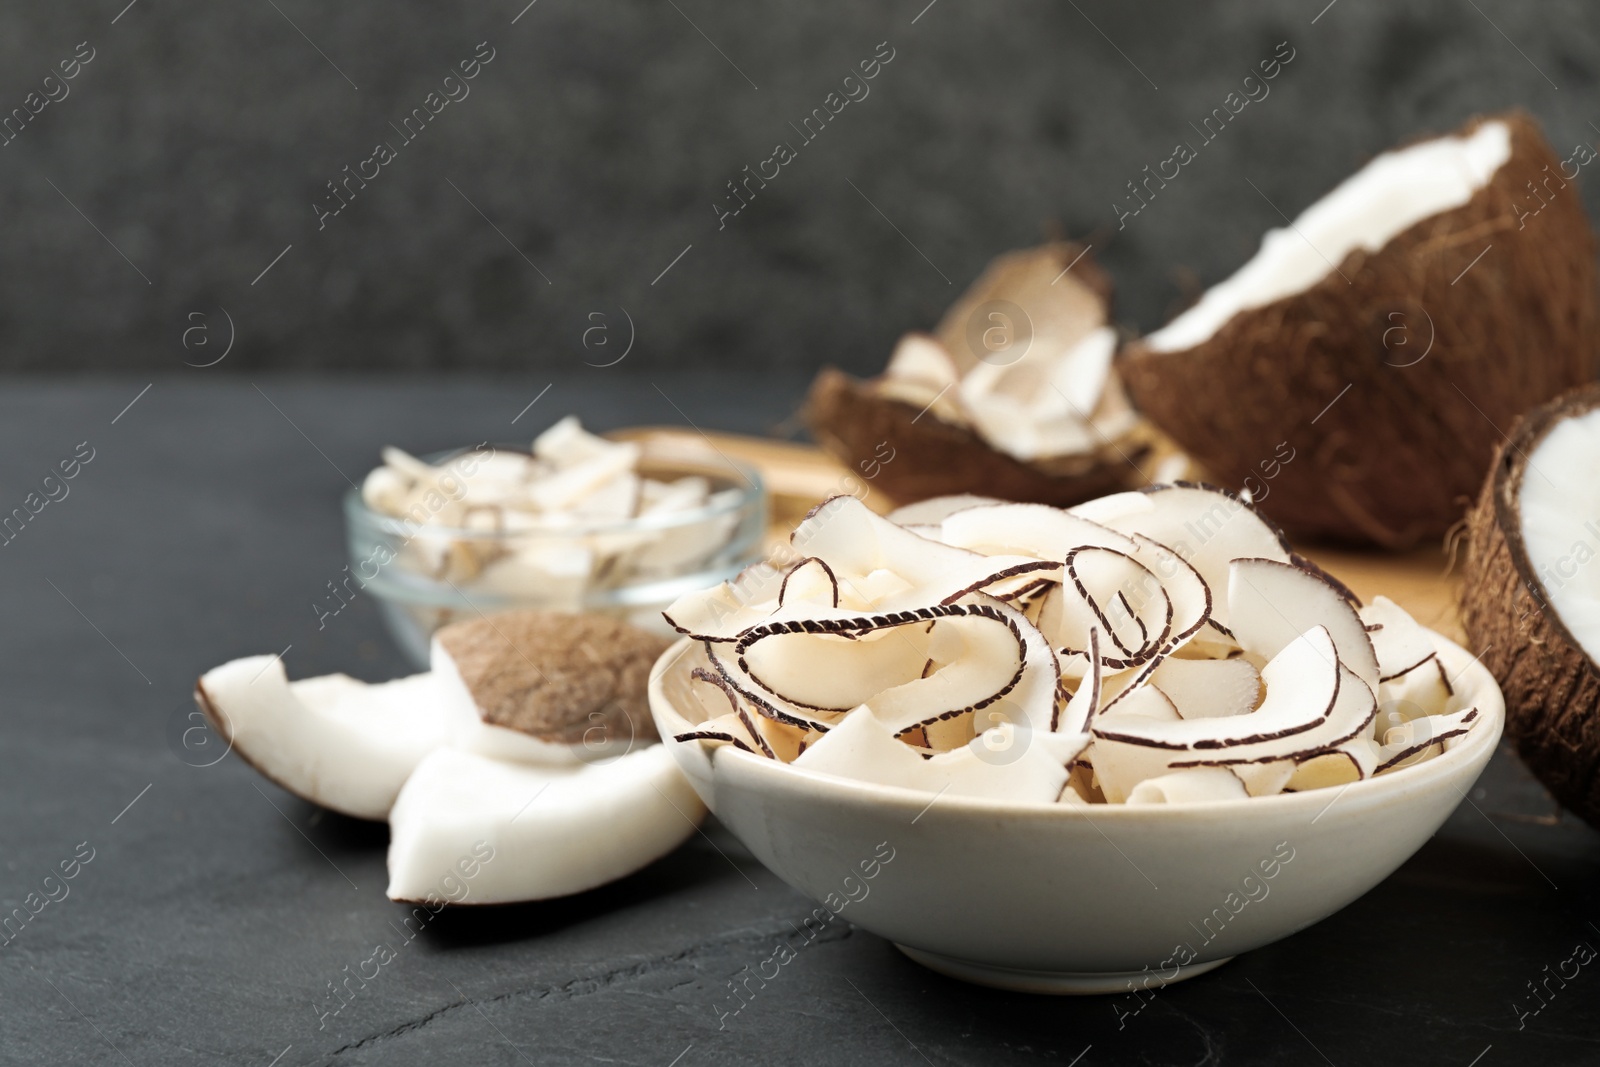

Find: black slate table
1;377;1596;1066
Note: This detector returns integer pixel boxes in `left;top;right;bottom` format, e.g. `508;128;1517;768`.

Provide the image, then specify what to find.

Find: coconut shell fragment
435;611;671;746
1121;111;1600;547
1461;384;1600;827
805;243;1152;508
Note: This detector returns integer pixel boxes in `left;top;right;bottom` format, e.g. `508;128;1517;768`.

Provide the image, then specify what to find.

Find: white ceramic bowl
649;630;1504;994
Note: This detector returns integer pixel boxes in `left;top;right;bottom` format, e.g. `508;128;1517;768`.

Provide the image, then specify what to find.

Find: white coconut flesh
958;328;1121;461
197;657;452;821
1227;557;1380;692
1144;119;1512;353
359;416;742;616
1092;629;1379;803
1149;657;1261;719
1128;767;1247;805
1516;408;1600;664
667;484;1485;804
1361;595;1440;681
385;746;701;904
742;608;1030;725
887;495;1005;526
1094;685;1181;726
197;630;707;903
662;496;1056;641
1068;490;1158;526
874;323;1131;463
1101;484;1292;634
999;531;1209;683
790;706;1085;804
789;495;1057;603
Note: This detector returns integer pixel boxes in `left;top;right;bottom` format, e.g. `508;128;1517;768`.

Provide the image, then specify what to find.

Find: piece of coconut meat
1515;407;1600;665
199;608;704;903
387;745;704;903
196;657;453;821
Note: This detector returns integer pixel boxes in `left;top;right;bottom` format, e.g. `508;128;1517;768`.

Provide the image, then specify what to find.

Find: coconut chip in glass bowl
361;416;748;593
662;486;1483;805
349;417;763;661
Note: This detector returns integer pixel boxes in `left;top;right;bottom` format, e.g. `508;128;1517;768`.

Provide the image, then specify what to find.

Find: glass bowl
344;444;767;667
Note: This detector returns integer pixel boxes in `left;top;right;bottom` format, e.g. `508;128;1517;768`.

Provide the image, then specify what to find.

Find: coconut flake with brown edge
1120;111;1600;547
1461;383;1600;827
666;484;1484;804
805;243;1151;507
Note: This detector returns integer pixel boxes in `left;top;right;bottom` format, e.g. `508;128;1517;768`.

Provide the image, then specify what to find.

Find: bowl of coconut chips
651;487;1503;992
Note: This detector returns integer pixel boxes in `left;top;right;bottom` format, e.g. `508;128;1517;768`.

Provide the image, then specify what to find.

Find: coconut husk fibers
1120;110;1600;549
436;610;670;747
805;242;1149;507
1461;383;1600;828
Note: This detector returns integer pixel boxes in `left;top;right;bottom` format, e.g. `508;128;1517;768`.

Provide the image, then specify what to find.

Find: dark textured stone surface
0;1;1597;372
0;378;1595;1065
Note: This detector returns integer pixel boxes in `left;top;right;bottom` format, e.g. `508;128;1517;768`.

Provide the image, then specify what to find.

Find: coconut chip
666;483;1483;805
804;243;1155;509
359;416;743;620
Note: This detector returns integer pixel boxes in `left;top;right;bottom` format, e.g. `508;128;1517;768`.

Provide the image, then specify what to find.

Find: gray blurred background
0;0;1595;375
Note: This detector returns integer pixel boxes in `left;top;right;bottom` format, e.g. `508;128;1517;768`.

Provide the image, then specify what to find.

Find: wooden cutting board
616;426;1465;643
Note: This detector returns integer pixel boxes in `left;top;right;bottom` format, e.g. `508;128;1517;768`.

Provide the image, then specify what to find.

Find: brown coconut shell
1460;383;1600;828
805;243;1150;507
435;610;669;747
1120;110;1600;548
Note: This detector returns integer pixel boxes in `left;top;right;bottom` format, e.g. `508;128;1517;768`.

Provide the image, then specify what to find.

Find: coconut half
1462;383;1600;827
805;243;1152;507
196;610;705;902
1120;111;1600;547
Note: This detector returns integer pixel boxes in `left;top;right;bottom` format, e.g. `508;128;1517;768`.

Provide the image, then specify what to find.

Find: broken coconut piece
668;484;1483;805
197;609;706;903
385;745;701;904
195;657;452;821
805;243;1151;507
1462;383;1600;827
1120;111;1600;547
